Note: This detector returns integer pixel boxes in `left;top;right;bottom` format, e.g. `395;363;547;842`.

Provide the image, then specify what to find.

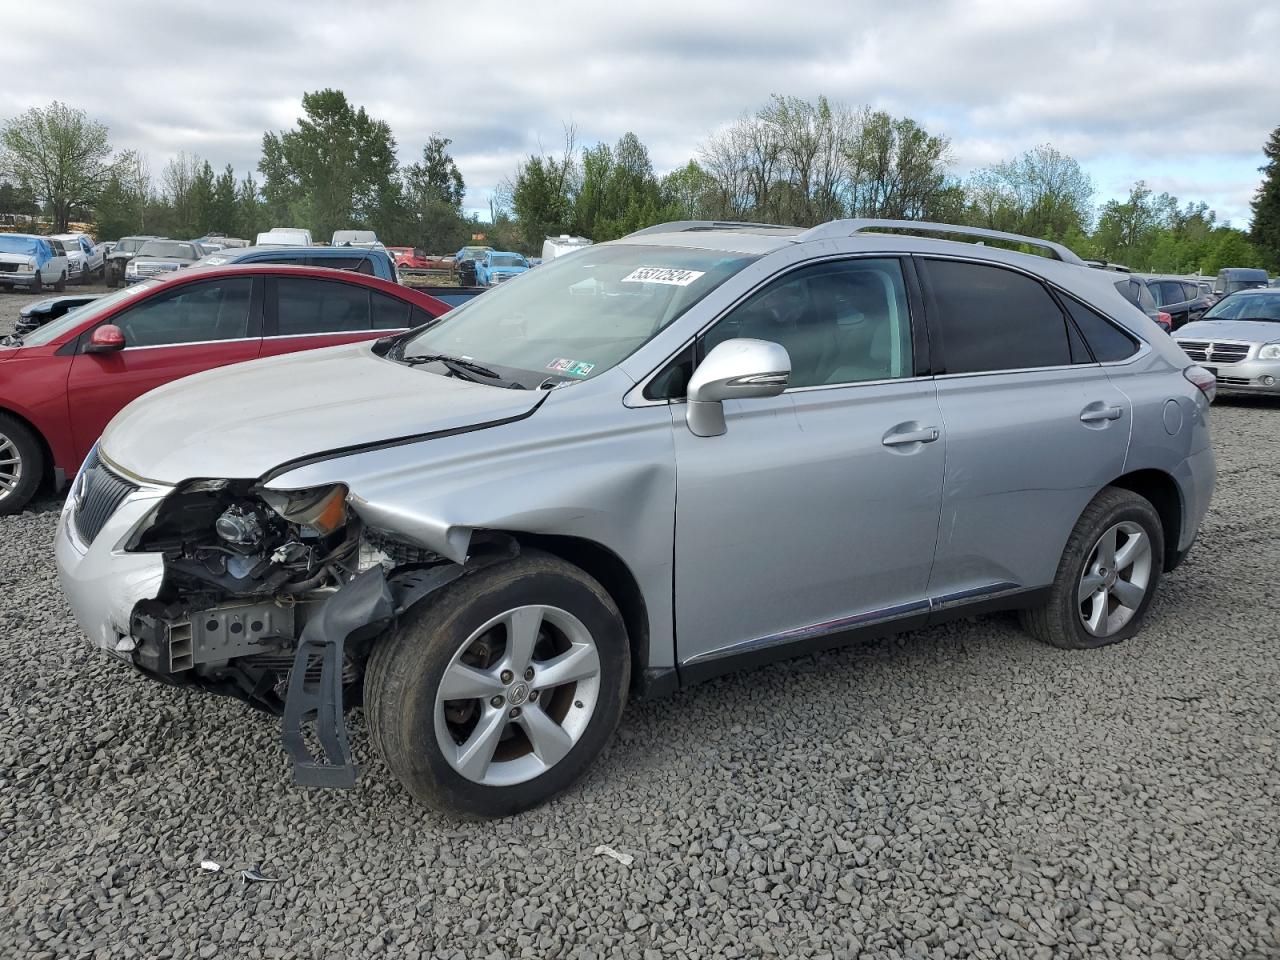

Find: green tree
258;89;401;240
1250;125;1280;271
404;135;465;208
1203;229;1264;274
400;135;469;250
964;144;1093;239
209;165;238;235
190;160;216;235
509;129;578;249
0;101;114;231
235;174;265;239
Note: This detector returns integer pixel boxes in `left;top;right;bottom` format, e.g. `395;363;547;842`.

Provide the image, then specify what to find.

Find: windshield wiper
403;353;526;388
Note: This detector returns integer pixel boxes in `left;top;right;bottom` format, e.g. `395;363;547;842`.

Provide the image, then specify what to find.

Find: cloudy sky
4;0;1277;226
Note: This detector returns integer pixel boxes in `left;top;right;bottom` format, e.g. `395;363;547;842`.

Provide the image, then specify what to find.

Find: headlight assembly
1258;343;1280;360
261;484;349;537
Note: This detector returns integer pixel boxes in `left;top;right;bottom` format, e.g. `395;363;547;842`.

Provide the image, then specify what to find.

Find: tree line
1;93;1277;274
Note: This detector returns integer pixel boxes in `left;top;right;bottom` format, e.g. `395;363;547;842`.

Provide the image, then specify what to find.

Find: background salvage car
125;240;205;283
0;234;68;292
55;219;1215;818
0;265;448;513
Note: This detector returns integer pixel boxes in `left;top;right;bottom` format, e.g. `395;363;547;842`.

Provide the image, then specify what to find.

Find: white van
256;228;314;247
332;230;381;249
541;234;592;261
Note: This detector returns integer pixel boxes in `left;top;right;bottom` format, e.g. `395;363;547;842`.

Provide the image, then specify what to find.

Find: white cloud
1;0;1275;223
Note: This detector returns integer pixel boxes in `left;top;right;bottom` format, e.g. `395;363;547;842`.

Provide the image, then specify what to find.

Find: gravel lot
1;286;1277;959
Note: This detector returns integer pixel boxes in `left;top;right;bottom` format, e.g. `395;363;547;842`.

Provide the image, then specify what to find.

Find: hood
131;257;189;266
1176;318;1280;344
100;341;544;484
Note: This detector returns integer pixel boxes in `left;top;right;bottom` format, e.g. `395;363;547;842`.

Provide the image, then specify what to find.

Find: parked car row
39;217;1217;819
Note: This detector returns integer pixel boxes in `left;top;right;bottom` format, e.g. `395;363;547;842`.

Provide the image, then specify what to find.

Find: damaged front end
123;477;502;787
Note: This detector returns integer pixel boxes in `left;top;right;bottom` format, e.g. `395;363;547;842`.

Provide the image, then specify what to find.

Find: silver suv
56;220;1217;817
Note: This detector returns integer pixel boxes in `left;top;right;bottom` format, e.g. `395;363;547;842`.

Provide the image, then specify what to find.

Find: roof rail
625;220;799;237
798;219;1086;266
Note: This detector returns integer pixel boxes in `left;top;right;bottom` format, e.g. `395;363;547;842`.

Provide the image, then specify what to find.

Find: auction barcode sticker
620;267;706;286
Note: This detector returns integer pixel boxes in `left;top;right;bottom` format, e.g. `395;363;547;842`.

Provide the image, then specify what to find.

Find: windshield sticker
620;267;706;286
547;358;596;377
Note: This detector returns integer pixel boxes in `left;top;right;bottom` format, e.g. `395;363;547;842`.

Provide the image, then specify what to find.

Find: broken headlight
260;484;349;538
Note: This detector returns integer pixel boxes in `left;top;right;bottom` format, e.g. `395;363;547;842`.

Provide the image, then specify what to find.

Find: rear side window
1063;298;1138;362
922;259;1070;373
370;290;410;329
275;278;371;335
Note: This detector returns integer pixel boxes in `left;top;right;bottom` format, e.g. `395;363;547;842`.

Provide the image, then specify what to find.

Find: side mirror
86;324;125;354
685;338;790;437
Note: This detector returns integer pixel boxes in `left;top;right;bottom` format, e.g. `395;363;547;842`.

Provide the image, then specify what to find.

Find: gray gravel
1;287;1278;959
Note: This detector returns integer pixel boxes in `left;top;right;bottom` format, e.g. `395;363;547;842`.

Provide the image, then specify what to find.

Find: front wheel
30;271;42;293
1020;488;1164;649
365;551;629;817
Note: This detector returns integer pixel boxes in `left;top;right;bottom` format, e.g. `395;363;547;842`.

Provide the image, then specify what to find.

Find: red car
387;246;452;272
0;264;448;514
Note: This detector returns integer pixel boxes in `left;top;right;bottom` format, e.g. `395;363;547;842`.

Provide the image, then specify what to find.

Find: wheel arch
1108;468;1183;571
0;404;57;490
506;532;662;700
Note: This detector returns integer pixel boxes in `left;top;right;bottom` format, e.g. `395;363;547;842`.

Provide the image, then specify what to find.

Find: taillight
1156;311;1173;332
1184;365;1216;403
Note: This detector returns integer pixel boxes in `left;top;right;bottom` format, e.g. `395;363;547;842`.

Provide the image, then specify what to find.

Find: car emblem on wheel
506;682;530;707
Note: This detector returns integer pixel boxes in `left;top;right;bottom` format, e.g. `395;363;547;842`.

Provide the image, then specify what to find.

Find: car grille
0;263;18;273
73;450;138;545
1177;340;1252;364
1217;376;1252;386
134;261;178;277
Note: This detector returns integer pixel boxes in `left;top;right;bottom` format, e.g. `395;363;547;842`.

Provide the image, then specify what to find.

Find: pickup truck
474;250;531;287
50;234;104;284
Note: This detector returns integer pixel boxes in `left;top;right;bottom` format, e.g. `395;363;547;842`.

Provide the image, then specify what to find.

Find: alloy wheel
1078;521;1153;638
0;432;23;502
434;604;602;786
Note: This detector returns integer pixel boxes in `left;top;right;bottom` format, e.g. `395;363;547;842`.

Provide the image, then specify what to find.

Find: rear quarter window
1063;298;1139;362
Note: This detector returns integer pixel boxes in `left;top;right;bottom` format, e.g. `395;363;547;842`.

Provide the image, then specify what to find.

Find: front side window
923;259;1071;373
110;278;253;347
275;277;371;335
402;244;757;385
701;258;913;388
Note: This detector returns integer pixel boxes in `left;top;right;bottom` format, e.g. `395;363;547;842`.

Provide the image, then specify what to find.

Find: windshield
490;254;525;268
138;240;195;259
116;238;146;253
402;243;758;385
0;235;41;256
1203;293;1280;322
20;280;161;347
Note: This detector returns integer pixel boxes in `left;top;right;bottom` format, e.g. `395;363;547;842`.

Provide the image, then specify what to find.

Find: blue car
192;244;398;282
474;251;530;287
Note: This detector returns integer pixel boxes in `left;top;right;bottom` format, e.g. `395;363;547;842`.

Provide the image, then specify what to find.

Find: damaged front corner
343;489;473;563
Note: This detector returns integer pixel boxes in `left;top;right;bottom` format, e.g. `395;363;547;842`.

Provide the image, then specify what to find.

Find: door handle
1079;404;1123;423
882;426;940;447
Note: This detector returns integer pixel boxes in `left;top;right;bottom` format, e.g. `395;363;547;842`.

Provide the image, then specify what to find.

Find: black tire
53;271;65;292
30;271;42;293
1019;487;1164;650
365;550;629;817
0;413;44;516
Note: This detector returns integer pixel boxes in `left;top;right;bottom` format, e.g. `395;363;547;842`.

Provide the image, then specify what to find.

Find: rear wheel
366;551;629;817
1020;488;1164;649
0;414;44;516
